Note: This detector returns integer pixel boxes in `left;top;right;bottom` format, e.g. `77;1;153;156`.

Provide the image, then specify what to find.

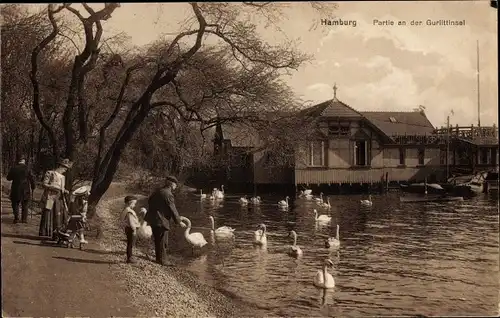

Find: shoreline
95;185;266;317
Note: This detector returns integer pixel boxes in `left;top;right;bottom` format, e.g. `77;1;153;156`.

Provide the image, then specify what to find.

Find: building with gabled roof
213;85;498;193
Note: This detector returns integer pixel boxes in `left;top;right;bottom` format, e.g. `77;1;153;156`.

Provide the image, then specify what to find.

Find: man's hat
58;158;73;169
165;175;179;184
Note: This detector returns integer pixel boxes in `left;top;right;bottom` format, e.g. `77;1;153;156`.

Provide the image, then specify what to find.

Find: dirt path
1;191;141;317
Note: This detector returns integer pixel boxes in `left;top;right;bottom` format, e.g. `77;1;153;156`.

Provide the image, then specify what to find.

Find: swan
325;224;340;249
303;189;312;196
278;196;290;208
314;209;332;223
313;259;335;289
210;188;217;200
215;185;225;199
250;196;261;205
314;192;324;203
239;196;249;205
360;195;373;207
180;216;207;253
319;197;331;209
253;223;267;246
209;216;235;237
287;230;303;257
199;189;207;199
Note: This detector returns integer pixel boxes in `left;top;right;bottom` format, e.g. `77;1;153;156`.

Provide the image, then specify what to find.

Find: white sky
27;1;498;128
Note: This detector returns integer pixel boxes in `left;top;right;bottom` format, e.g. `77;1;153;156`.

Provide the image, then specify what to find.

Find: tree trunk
87;104;151;218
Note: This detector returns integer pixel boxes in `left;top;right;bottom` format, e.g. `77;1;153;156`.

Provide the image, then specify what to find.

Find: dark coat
145;187;182;230
6;163;36;202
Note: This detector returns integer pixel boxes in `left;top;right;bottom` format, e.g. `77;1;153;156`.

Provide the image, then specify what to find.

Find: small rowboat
399;195;464;203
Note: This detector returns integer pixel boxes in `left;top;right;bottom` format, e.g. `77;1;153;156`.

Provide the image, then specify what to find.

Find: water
162;192;499;316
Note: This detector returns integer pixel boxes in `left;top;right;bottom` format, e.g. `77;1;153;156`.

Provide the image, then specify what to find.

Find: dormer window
389;116;397;123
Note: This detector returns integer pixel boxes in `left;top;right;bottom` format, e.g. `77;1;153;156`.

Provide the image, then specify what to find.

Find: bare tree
26;2;336;218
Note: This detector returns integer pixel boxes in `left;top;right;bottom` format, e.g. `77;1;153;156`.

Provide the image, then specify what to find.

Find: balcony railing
391;134;447;145
390;125;498;145
434;124;498;141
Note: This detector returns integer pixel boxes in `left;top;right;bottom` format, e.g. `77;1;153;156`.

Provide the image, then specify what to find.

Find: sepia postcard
1;1;498;317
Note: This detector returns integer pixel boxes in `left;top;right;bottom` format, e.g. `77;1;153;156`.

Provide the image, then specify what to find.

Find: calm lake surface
163;191;499;317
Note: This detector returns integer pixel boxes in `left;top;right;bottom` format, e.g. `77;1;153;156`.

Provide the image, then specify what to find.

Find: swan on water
313;259;335;289
360;195;373;207
209;216;235;238
278;196;290;208
325;224;340;249
314;192;324;203
199;189;207;199
299;190;313;200
303;189;312;196
319;197;331;209
180;216;208;253
210;188;217;200
250;196;261;204
314;209;332;223
287;230;303;257
253;223;267;246
239;196;249;205
215;185;225;199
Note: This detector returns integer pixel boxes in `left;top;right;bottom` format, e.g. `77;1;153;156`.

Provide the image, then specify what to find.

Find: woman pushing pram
56;185;91;249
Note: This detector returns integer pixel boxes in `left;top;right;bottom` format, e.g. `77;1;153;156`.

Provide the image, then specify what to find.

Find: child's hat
165;175;179;184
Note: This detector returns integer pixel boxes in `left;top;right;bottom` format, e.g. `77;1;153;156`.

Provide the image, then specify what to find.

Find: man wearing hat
6;158;36;224
145;175;186;266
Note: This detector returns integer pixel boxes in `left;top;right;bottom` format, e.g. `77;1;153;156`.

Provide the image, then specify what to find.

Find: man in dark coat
6;159;36;224
145;175;185;265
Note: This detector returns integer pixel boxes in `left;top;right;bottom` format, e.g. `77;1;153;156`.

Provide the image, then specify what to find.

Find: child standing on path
122;196;141;263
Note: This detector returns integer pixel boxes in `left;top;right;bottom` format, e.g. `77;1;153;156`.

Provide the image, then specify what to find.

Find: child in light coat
122;195;144;263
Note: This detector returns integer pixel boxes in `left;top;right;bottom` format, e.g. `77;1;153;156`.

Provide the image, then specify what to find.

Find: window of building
399;148;406;165
389;116;397;123
354;140;368;166
491;148;497;165
480;148;488;164
418;148;425;165
328;122;350;136
309;141;326;166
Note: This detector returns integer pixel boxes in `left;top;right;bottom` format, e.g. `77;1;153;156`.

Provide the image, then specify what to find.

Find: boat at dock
399;194;464;203
400;171;488;198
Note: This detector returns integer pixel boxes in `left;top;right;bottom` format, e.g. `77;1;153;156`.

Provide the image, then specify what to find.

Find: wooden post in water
385;172;389;192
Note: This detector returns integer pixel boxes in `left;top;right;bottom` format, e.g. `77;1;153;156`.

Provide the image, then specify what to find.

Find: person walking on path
39;158;72;240
6;158;36;224
144;176;185;266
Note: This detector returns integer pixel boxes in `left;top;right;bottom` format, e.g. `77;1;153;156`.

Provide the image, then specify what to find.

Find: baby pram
56;185;90;250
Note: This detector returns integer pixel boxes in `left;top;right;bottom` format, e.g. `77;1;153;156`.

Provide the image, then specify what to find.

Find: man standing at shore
6;158;36;224
145;176;185;266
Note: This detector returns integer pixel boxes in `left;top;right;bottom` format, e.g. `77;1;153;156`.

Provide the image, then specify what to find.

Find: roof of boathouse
298;84;364;119
298;84;436;137
298;97;364;119
361;111;436;136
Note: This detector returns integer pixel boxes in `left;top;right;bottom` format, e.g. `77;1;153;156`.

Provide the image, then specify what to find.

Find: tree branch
30;4;67;162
